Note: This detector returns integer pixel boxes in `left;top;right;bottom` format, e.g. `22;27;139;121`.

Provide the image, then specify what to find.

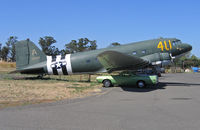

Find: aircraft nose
188;44;192;51
171;43;192;58
184;43;192;52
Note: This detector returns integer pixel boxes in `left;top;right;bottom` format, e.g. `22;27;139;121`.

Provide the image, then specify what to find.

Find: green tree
190;55;200;67
59;49;68;55
65;40;78;53
65;38;97;53
38;36;59;56
77;38;88;52
88;40;97;50
1;46;9;61
110;42;120;47
173;54;200;69
51;46;60;56
5;36;18;62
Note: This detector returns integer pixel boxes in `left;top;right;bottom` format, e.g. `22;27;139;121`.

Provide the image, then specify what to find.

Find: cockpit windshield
172;40;182;46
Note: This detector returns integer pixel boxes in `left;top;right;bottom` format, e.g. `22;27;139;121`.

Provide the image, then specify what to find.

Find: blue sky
0;0;199;57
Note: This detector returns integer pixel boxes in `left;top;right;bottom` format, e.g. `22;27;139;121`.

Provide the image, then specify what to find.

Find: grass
0;62;16;68
0;62;16;72
0;77;102;109
0;62;102;109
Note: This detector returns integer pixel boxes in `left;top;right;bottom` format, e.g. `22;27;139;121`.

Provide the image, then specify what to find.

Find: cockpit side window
176;40;182;45
172;41;176;46
172;40;182;46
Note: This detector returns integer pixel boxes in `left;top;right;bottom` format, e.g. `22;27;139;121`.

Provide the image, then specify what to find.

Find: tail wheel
103;79;112;88
137;81;146;88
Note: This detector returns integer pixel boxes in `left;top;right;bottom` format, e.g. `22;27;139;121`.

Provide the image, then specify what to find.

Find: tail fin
16;39;46;70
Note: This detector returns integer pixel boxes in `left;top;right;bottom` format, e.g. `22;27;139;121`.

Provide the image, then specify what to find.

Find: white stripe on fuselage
47;56;53;75
65;54;73;74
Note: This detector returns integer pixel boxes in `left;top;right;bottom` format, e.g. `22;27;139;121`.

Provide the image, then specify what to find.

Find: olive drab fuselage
15;38;192;75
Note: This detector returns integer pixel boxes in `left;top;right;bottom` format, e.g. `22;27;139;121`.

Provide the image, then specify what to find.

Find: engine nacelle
142;53;172;66
151;60;172;66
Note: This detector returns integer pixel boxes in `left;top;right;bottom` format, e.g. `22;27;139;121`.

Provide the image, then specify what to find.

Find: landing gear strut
37;74;46;79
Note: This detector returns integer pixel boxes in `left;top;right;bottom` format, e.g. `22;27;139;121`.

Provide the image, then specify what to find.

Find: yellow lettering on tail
32;49;37;56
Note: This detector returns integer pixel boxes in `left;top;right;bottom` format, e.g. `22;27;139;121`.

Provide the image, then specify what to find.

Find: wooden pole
88;74;91;82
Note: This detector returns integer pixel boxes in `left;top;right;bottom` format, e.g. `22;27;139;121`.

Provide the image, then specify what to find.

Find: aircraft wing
97;51;149;72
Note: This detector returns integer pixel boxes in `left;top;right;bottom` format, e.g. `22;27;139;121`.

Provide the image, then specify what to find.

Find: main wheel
137;81;146;88
103;79;112;88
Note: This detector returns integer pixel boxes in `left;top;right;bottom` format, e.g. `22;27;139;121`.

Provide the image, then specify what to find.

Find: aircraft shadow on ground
13;76;57;81
159;82;200;87
119;84;165;93
119;82;200;93
13;76;93;83
12;76;200;93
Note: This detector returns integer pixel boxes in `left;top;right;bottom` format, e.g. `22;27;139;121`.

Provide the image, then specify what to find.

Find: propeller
170;53;175;62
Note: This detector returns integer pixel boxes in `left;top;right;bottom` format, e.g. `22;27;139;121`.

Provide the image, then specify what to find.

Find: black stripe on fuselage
52;67;58;75
61;55;68;75
62;65;68;75
52;56;58;75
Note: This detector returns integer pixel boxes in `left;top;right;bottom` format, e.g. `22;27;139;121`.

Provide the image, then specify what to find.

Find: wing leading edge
97;51;149;73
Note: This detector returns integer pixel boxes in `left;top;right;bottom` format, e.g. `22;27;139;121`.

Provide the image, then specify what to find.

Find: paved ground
1;73;200;130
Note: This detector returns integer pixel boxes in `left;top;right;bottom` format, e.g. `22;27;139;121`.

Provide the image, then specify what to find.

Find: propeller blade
170;53;175;62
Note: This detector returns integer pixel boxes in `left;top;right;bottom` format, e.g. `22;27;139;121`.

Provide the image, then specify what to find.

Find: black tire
37;75;43;79
137;80;146;88
103;79;112;88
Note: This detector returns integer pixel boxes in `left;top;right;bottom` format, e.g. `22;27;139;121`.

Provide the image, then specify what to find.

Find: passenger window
141;50;146;54
86;59;91;63
132;51;137;55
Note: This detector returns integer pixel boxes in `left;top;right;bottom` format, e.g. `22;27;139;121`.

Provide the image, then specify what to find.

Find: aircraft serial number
157;40;172;51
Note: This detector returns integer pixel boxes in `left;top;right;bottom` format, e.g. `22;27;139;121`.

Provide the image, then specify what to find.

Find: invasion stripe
61;54;68;75
62;65;68;75
56;55;63;75
53;67;58;75
65;54;73;74
47;56;53;75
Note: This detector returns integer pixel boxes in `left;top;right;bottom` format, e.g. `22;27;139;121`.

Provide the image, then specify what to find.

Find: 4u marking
157;40;172;51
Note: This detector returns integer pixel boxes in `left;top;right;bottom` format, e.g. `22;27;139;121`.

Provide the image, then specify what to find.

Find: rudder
15;39;46;70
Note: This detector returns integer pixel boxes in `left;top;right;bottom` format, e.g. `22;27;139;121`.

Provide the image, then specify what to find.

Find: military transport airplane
13;38;192;76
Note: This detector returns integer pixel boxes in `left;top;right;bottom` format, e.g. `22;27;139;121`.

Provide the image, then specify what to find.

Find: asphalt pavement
1;73;200;130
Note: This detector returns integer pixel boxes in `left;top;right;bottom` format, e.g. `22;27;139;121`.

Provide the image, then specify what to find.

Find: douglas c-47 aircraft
13;38;192;76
